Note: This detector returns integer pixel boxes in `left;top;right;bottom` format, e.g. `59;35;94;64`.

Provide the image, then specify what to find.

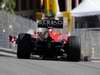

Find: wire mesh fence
75;15;100;59
0;10;37;49
78;29;100;59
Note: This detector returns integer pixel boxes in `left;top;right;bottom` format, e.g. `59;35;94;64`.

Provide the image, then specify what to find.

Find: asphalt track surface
0;56;100;75
0;48;100;75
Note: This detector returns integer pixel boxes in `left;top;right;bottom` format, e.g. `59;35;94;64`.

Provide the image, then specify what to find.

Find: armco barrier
0;47;16;54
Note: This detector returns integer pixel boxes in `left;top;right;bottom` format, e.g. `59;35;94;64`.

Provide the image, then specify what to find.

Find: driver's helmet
38;28;43;32
48;27;53;33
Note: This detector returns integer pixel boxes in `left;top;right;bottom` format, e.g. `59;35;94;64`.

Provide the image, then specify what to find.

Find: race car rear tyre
64;36;81;61
17;47;30;59
16;33;32;59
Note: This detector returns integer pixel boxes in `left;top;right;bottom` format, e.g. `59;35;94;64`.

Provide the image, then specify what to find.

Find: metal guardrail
0;47;16;54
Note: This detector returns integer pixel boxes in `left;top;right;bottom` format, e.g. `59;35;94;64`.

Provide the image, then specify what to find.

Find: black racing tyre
17;46;30;59
64;36;81;61
17;33;32;59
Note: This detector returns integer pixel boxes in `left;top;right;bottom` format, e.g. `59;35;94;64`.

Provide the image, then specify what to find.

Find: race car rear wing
38;18;63;28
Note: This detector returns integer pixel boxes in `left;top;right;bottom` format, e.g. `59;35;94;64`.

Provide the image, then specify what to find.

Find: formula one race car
16;19;81;61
